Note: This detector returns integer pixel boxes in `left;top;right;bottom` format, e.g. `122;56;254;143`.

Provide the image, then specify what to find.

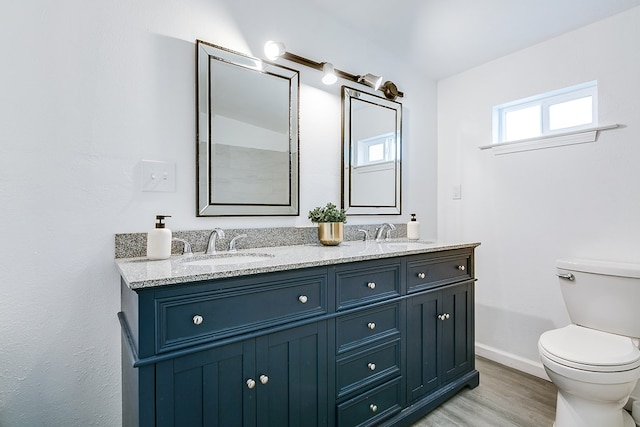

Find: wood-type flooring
412;356;557;427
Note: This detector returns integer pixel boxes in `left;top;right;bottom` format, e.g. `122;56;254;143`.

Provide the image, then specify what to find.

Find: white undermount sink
180;253;274;267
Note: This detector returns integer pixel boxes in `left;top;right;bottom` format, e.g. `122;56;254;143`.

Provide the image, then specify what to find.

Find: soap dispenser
407;214;420;240
147;215;172;260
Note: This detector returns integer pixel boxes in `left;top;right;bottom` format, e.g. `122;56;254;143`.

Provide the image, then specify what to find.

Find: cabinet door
440;282;474;382
256;322;328;427
406;290;440;402
156;340;256;427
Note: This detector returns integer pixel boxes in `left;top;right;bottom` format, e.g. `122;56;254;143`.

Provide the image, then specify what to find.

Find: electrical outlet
142;160;176;192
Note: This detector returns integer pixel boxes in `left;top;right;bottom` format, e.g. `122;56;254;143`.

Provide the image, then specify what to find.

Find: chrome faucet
228;234;247;252
375;223;397;242
206;228;225;255
172;238;193;256
357;229;370;242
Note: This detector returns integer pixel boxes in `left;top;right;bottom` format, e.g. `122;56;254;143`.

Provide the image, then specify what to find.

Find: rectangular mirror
342;87;402;215
196;40;299;216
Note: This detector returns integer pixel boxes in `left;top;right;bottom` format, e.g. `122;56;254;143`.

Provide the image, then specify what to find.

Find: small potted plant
308;202;347;246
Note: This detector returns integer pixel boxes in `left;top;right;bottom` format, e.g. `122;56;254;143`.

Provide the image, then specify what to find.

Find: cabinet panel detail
156;274;327;352
336;262;400;310
336;339;401;398
156;340;254;427
406;291;440;401
336;378;402;427
336;304;400;354
406;281;474;404
407;251;471;293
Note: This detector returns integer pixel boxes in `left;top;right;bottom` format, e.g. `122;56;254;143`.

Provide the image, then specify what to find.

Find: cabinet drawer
336;304;400;354
156;275;327;352
407;251;471;293
337;339;401;398
336;261;400;310
337;378;402;427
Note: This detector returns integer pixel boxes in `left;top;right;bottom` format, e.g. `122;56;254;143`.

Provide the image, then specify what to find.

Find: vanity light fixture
264;40;286;60
263;40;404;100
322;62;338;85
358;73;383;90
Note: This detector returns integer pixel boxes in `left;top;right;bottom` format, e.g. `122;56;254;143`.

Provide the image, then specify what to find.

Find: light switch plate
142;160;176;192
452;184;462;200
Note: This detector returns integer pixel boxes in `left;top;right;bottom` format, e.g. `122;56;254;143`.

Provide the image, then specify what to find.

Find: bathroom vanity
117;241;480;426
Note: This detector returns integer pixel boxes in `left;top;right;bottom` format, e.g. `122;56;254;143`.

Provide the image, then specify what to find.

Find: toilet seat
539;325;640;372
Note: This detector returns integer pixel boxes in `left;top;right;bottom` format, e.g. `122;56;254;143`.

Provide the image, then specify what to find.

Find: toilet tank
557;258;640;338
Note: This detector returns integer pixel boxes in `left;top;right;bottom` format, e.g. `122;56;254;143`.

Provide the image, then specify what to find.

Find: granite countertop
116;239;480;290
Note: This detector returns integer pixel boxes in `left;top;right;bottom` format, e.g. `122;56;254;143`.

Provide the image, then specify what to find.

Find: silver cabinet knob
458;265;466;271
193;315;204;325
367;322;376;330
368;362;376;371
438;313;451;321
417;272;426;279
367;282;376;289
259;375;269;385
370;404;378;413
246;379;256;389
298;295;308;304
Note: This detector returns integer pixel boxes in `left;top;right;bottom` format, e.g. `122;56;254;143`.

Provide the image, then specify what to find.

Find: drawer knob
259;375;269;385
370;404;378;413
246;379;256;389
298;295;308;304
192;315;204;325
367;282;376;289
458;265;466;271
368;362;376;371
417;272;426;279
367;322;376;330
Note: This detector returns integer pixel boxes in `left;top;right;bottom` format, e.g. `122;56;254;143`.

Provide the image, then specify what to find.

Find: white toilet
538;258;640;427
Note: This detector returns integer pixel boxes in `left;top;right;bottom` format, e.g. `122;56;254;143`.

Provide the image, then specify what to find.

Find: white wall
437;6;640;377
0;0;436;425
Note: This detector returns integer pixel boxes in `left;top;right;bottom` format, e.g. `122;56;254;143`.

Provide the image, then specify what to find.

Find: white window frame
492;81;598;145
355;132;396;166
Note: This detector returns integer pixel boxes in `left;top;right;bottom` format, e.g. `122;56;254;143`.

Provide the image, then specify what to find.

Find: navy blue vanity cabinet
155;321;328;427
120;245;480;427
406;281;475;403
333;260;405;426
120;267;330;427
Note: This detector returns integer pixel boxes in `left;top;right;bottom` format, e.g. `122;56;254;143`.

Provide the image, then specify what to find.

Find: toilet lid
539;325;640;372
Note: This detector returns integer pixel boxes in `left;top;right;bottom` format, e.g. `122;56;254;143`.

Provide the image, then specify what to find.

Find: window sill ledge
479;124;619;155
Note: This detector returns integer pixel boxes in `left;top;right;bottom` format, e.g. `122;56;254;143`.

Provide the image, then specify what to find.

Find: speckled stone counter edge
115;223;407;259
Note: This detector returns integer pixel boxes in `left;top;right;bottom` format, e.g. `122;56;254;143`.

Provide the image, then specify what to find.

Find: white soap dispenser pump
407;213;420;240
147;215;172;260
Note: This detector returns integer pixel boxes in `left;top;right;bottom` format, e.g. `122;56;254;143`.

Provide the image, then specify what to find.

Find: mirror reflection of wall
210;60;290;205
196;40;299;216
342;87;402;215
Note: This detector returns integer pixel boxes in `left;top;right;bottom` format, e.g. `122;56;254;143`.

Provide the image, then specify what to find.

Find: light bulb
322;63;337;85
264;41;286;60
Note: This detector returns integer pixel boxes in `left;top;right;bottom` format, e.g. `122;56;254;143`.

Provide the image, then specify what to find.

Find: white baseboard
475;342;550;381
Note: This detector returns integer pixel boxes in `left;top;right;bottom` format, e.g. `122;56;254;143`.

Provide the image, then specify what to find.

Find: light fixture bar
283;52;359;83
265;41;403;100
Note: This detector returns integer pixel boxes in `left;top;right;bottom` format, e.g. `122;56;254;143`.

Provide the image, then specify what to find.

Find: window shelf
478;124;619;155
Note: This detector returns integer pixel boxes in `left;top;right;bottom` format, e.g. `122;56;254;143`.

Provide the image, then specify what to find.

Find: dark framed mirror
342;86;402;215
196;40;299;216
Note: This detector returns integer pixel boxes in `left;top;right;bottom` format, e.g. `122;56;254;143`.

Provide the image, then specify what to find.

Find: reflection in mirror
196;40;299;216
342;87;402;215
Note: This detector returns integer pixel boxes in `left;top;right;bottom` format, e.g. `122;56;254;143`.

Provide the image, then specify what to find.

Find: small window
356;133;396;166
493;81;597;144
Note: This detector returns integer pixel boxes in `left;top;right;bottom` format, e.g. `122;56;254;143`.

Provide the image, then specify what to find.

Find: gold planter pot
317;222;344;246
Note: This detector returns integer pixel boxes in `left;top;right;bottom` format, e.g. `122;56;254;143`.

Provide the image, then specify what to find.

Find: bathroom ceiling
310;0;640;80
